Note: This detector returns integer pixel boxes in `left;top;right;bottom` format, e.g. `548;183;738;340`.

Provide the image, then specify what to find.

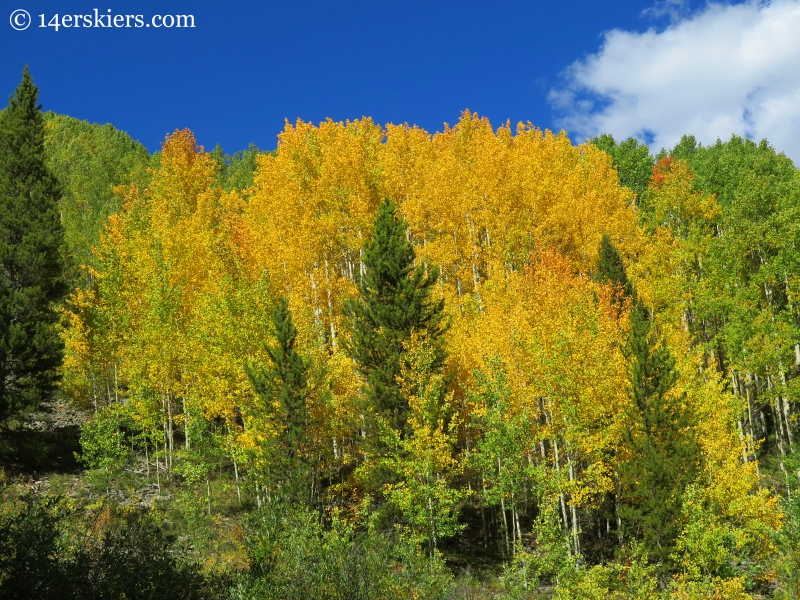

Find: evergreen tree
619;304;699;580
247;297;310;496
0;67;66;424
344;200;447;436
594;233;635;305
595;237;700;580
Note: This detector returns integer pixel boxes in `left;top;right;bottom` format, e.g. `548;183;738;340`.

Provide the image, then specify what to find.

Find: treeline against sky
14;110;800;597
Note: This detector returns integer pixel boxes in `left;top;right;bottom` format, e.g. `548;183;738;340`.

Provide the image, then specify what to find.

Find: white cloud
641;0;689;23
551;0;800;161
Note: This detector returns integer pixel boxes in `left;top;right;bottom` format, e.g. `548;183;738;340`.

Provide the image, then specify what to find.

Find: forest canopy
4;82;800;598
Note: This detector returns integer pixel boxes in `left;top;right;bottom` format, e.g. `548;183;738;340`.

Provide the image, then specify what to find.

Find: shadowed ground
0;400;87;478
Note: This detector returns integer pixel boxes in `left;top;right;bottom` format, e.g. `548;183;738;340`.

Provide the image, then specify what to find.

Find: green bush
0;492;66;599
0;489;217;600
231;506;454;600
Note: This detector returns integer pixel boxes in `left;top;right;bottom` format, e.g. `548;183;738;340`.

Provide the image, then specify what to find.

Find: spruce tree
344;200;447;436
0;67;66;424
595;233;635;305
246;297;310;496
619;302;699;578
595;237;699;579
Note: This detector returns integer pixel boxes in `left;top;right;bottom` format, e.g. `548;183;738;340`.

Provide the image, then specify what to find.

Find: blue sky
6;0;799;161
0;0;684;152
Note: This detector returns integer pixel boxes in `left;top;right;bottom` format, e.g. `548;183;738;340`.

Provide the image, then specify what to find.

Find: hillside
2;110;800;599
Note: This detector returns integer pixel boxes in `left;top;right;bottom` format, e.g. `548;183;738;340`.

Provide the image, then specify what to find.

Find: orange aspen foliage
58;114;781;588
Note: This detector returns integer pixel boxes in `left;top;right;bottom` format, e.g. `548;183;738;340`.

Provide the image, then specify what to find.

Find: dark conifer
595;236;700;580
0;67;66;423
343;200;447;435
595;233;635;305
247;297;309;477
619;301;699;577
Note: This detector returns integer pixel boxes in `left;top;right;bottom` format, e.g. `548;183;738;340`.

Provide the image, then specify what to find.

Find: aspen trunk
324;257;337;349
499;494;511;558
428;493;436;554
565;442;581;557
233;458;241;505
482;477;491;547
783;395;794;450
466;213;483;307
166;393;174;470
162;396;169;476
737;420;748;463
308;271;323;328
769;377;787;457
780;376;794;451
544;403;571;552
745;374;757;451
781;462;792;500
91;373;98;414
570;495;580;556
552;437;571;552
184;407;190;450
358;231;365;280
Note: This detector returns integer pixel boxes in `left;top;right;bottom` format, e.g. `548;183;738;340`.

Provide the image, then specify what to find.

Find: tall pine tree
594;233;635;306
0;67;66;424
344;200;447;436
246;297;310;500
595;235;700;581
